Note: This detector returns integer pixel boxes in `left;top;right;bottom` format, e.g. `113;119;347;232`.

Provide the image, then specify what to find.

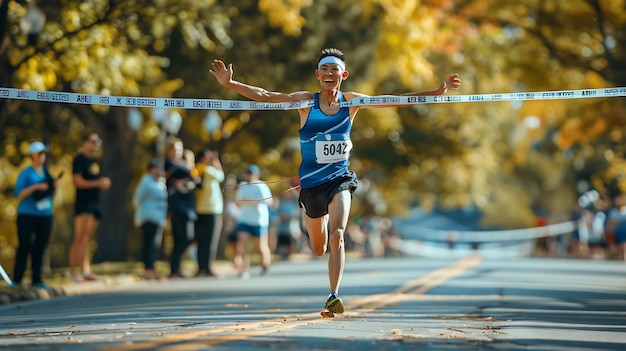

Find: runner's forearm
401;87;444;97
223;80;274;102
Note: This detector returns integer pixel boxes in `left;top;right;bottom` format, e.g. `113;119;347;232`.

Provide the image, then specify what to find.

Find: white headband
317;56;345;71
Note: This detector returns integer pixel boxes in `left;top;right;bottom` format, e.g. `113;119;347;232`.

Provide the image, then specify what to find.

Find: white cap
28;141;47;155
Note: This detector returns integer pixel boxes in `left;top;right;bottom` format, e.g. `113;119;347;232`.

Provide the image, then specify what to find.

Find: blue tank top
298;92;353;189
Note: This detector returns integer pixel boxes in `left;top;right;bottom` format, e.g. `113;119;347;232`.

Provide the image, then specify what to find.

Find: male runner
210;48;460;315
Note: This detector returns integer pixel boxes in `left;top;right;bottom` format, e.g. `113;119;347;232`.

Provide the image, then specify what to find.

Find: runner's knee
311;240;327;256
329;228;345;246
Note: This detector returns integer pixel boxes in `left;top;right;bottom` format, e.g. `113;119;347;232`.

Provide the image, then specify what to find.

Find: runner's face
316;64;347;90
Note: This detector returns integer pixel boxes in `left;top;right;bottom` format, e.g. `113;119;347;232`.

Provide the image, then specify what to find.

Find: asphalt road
0;255;624;351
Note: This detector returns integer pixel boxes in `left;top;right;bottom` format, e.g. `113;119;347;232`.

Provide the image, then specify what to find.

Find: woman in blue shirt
12;141;59;288
133;159;168;279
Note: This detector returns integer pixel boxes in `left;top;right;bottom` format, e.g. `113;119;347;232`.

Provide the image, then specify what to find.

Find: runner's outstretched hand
439;73;461;94
209;60;233;87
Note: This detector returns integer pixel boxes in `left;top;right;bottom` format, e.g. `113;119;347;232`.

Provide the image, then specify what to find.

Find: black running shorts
298;171;358;219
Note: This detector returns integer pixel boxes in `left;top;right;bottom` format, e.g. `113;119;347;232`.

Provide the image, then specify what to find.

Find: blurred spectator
12;141;60;289
381;218;402;257
164;138;199;278
345;217;367;257
194;149;225;277
268;200;279;255
591;195;611;259
606;194;626;261
69;132;110;282
364;216;385;258
602;196;618;258
133;159;168;280
576;208;606;258
275;187;304;259
573;190;607;259
222;184;240;262
533;211;551;257
234;165;273;278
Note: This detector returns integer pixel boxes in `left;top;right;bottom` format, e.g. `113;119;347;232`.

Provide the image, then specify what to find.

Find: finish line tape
0;86;625;110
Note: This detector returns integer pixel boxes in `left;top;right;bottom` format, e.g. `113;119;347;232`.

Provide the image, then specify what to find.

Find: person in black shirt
68;133;111;282
164;137;199;278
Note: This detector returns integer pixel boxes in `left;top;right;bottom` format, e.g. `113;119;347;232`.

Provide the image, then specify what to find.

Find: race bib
315;134;353;164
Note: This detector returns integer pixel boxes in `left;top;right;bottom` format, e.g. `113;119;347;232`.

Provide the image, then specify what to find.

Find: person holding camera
193;149;225;277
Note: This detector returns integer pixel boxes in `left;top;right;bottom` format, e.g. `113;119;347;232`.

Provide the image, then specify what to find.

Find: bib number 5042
324;142;349;156
316;139;353;164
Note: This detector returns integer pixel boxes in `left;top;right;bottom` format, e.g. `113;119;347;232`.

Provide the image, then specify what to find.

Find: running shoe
325;294;344;314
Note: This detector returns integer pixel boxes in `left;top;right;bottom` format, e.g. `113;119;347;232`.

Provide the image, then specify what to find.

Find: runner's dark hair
319;48;345;63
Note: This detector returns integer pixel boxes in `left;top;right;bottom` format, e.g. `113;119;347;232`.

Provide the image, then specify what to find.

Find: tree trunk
68;100;137;264
0;0;12;132
91;106;134;263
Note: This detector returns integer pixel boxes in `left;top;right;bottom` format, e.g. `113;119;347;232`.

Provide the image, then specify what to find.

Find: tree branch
457;5;614;84
0;0;15;132
585;0;618;72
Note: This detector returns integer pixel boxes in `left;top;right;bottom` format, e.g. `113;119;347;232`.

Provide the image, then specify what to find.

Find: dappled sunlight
0;0;625;268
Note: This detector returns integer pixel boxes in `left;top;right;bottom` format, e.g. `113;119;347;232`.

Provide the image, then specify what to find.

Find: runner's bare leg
305;215;328;257
326;191;350;293
305;190;350;293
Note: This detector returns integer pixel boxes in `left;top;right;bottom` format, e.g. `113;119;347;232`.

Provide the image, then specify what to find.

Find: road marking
110;256;482;351
349;255;483;311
